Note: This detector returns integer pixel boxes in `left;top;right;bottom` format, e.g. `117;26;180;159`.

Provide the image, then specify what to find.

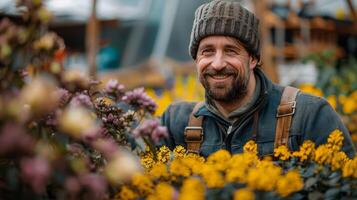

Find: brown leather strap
185;102;204;154
251;111;259;141
274;86;299;148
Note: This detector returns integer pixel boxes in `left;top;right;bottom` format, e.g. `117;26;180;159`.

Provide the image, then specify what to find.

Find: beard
199;64;250;103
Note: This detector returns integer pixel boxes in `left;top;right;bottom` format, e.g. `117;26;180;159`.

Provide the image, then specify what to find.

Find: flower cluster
0;1;164;199
104;79;125;101
133;119;168;144
122;87;157;114
116;130;357;200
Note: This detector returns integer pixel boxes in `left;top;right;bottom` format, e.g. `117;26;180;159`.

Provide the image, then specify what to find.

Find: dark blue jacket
161;69;356;158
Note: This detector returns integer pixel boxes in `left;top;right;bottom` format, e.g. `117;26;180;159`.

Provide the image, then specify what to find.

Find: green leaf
305;177;318;189
308;191;323;200
324;188;340;199
302;164;316;178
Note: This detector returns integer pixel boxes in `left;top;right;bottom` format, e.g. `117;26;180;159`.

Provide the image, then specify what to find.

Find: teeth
212;75;228;79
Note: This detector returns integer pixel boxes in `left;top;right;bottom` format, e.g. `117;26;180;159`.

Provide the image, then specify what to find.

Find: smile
208;74;233;81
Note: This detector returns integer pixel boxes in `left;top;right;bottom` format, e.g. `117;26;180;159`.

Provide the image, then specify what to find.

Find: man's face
196;36;257;102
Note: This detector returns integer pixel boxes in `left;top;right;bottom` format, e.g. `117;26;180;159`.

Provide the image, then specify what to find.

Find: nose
211;52;226;71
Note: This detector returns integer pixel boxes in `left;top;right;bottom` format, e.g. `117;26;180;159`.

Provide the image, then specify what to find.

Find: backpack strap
185;102;205;154
274;86;300;148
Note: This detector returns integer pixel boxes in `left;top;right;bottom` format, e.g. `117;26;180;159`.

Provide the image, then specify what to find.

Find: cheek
196;58;210;73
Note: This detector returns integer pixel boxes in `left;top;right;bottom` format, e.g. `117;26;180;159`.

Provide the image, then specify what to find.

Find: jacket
160;68;356;158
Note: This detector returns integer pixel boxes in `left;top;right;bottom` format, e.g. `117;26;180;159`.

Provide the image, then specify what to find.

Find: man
161;0;356;158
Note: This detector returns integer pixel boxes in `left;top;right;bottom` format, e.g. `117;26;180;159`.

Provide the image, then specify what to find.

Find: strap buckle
276;101;296;117
184;126;203;142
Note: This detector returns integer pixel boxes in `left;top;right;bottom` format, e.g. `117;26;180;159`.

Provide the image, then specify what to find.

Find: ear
249;56;258;70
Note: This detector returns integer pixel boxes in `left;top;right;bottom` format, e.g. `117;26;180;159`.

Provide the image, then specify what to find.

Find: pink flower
122;88;157;114
151;126;168;143
0;122;34;155
20;157;51;194
79;173;107;200
92;138;118;160
132;119;168;144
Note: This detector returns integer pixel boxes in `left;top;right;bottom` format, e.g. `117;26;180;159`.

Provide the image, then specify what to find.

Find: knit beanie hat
189;0;260;60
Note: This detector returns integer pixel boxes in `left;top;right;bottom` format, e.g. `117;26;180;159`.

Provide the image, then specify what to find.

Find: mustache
202;67;238;76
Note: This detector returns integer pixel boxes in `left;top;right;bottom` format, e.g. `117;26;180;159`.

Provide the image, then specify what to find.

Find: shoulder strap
274;86;299;148
185;102;205;154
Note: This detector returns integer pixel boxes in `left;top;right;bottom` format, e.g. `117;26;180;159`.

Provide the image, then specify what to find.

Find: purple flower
65;176;81;196
151;126;168;143
104;79;125;100
20;157;51;194
70;92;93;108
132;119;168;144
57;88;71;107
92;138;118;160
79;173;107;200
0;123;34;155
122;88;157;114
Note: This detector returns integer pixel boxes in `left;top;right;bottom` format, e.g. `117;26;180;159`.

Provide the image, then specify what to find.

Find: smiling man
161;0;356;158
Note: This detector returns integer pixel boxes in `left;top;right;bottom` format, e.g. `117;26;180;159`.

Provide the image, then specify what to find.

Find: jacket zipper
224;92;268;151
227;125;233;135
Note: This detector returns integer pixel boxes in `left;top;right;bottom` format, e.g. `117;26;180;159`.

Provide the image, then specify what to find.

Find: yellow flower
342;97;356;114
299;84;323;97
327;129;344;152
276;170;303;197
147;182;175;200
200;164;225;188
141;148;155;170
226;153;257;183
181;156;205;175
342;157;357;178
206;149;231;171
173;145;186;158
179;178;205;200
157;146;171;163
147;89;173;117
292;140;315;162
330;151;349;171
351;134;357;143
326;95;337;110
132;174;154;196
170;158;191;177
246;160;281;191
149;162;169;180
116;186;138;200
314;144;333;165
274;145;291;161
233;188;255;200
243;140;258;155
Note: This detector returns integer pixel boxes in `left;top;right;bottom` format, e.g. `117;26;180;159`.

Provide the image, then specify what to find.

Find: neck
213;72;257;118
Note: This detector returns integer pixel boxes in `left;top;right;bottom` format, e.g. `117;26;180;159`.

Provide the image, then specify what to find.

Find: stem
143;136;157;161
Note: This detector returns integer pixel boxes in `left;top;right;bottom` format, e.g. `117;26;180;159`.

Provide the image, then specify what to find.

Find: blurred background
1;0;356;87
1;0;357;126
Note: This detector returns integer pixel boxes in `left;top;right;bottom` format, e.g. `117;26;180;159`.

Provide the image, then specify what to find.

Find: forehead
198;35;245;49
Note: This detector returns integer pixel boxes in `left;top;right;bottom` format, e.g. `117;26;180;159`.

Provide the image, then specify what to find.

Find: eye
225;48;238;55
201;48;214;56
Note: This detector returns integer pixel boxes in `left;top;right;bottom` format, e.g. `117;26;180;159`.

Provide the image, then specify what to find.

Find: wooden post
86;0;99;78
346;0;357;28
253;0;279;83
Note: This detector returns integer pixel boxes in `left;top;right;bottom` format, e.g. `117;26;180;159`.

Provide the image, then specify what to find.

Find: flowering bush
0;1;166;199
301;50;357;147
146;75;204;116
117;129;357;200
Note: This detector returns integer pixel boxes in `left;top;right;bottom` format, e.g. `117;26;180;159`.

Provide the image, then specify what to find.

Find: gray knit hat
189;0;260;60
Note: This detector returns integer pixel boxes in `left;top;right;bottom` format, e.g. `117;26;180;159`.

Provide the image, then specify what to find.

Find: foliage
300;50;357;147
0;1;166;199
118;130;357;200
